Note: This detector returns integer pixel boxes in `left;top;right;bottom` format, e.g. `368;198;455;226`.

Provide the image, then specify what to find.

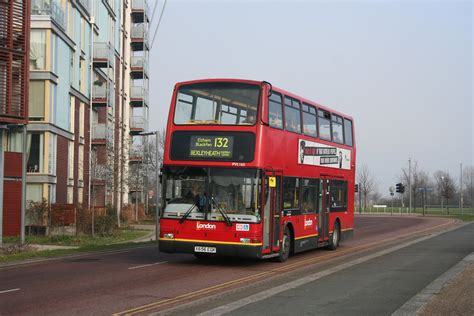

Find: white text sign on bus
298;139;351;170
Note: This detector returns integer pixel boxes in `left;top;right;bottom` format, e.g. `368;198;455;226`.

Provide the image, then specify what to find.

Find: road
0;216;461;315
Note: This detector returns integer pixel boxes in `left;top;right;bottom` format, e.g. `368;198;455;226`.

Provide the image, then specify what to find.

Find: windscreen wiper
179;203;197;223
211;196;232;226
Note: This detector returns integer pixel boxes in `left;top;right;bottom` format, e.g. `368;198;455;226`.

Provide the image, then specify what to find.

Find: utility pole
460;163;463;216
408;158;412;214
358;182;362;214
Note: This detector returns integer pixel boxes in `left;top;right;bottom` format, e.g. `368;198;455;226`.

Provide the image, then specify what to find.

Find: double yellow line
113;219;455;315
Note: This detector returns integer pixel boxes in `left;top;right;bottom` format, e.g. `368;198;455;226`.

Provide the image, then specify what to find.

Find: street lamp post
139;131;159;242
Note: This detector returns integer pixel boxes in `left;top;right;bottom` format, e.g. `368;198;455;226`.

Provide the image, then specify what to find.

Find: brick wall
56;135;68;204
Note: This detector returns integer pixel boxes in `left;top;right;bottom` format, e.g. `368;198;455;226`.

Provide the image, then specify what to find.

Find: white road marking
0;288;20;294
128;261;168;270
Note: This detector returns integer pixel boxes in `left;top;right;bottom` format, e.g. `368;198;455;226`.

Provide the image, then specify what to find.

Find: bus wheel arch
327;218;341;250
276;223;293;262
285;222;295;254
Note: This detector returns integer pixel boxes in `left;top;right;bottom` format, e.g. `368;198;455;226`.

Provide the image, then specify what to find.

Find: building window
67;186;73;204
29;81;45;120
79;102;85;138
70;96;75;132
68;140;74;180
48;133;57;175
30;30;46;70
26;184;43;203
6;130;23;153
27;133;43;173
78;144;84;182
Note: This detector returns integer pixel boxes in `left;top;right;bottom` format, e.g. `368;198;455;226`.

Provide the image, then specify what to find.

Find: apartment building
0;0;30;238
28;0;149;215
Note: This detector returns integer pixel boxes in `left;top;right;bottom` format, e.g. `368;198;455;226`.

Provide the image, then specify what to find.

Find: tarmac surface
165;221;473;316
0;216;469;315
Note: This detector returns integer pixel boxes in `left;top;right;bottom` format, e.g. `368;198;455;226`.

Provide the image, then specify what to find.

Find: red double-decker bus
159;79;355;262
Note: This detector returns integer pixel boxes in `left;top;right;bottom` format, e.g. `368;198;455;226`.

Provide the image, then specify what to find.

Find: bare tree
434;170;457;210
463;166;474;208
358;164;376;210
400;160;430;210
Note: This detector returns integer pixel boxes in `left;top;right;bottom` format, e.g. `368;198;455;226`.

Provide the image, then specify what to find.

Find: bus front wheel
276;226;291;262
327;221;340;250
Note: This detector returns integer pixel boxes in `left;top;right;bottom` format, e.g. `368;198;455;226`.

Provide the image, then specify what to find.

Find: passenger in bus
333;131;343;144
243;112;256;124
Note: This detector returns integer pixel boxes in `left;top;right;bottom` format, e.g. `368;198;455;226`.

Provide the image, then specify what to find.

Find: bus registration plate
194;246;216;253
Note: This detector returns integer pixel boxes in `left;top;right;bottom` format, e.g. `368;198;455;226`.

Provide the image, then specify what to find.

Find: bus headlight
163;233;174;239
240;238;251;243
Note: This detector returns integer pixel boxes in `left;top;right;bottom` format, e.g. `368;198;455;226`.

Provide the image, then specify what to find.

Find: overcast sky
148;0;472;196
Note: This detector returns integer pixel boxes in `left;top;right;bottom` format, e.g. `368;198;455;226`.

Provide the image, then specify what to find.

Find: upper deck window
302;103;317;137
318;109;331;140
344;119;353;146
331;114;344;144
174;82;260;125
284;97;301;133
268;92;283;129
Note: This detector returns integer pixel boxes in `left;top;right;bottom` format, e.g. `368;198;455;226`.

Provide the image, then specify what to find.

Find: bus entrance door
319;178;330;242
263;173;281;254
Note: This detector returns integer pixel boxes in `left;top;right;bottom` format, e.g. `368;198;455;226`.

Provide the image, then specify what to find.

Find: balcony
130;86;148;107
131;0;149;23
129;148;144;163
131;24;148;51
93;42;114;68
130;56;148;79
91;123;106;145
31;0;66;30
130;115;147;135
92;82;114;107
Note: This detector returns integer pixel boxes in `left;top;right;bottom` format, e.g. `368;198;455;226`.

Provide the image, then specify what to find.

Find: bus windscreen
173;82;260;125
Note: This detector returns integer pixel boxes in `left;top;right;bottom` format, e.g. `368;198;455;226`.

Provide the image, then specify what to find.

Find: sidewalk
419;260;474;315
129;224;156;242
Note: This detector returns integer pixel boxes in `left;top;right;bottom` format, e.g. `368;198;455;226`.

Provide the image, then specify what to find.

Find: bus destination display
189;135;234;158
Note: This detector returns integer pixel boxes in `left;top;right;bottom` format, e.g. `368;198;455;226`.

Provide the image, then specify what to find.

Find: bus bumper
159;239;263;259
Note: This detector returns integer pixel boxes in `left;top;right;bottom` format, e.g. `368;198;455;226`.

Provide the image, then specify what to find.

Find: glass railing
92;123;106;139
93;42;113;62
31;0;66;30
131;24;148;41
132;0;150;11
93;84;107;99
130;115;147;129
130;86;149;104
131;56;148;71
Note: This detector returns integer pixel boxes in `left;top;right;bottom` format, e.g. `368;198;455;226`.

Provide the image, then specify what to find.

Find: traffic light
355;184;359;193
396;183;405;193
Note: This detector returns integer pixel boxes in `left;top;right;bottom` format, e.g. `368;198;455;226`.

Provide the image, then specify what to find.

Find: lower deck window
330;180;348;210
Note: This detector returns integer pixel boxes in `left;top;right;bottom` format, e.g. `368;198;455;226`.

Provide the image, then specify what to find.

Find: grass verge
0;229;153;265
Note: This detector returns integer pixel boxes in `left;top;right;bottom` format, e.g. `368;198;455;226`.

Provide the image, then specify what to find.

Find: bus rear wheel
276;226;291;262
327;221;340;250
